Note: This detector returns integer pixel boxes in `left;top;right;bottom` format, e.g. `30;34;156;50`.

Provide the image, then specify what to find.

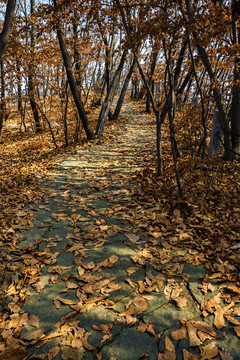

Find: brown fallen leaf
28;314;40;328
32;280;46;294
47;265;73;275
199;341;218;359
201;298;217;316
137;322;155;336
158;336;176;360
125;233;141;243
234;325;240;337
48;346;60;360
19;312;28;327
171;326;187;341
173;296;188;308
55;297;75;306
66;281;78;289
126;315;138;326
0;346;28;360
99;334;111;348
81;332;96;351
21;326;44;341
121;296;148;316
126;267;139;276
164;280;182;300
53;298;61;309
219;283;240;295
214;305;225;329
199;282;215;294
92;323;113;335
8;302;21;313
71;337;82;349
182;349;199;360
126;278;137;288
186;320;217;347
186;323;203;347
224;315;240;326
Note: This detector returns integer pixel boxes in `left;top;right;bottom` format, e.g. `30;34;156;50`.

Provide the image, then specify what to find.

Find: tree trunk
53;0;94;140
146;49;158;113
185;0;232;160
231;0;240;158
95;50;127;136
0;59;5;141
73;22;82;95
0;0;16;60
113;57;136;119
28;0;42;133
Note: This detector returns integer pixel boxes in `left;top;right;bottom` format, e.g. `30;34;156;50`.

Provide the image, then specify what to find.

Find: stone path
17;102;240;360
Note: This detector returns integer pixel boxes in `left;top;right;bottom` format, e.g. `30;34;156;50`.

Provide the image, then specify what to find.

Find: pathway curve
12;101;240;360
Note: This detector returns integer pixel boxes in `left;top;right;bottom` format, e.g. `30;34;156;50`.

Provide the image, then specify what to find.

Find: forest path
16;100;239;360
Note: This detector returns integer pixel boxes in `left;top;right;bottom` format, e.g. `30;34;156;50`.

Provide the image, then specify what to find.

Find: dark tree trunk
53;0;94;140
185;0;232;160
0;59;5;141
113;57;136;119
231;0;240;158
146;49;158;113
28;0;42;133
73;22;82;94
0;0;16;60
95;50;127;136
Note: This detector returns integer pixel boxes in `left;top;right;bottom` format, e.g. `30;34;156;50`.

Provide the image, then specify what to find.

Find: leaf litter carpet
1;102;240;360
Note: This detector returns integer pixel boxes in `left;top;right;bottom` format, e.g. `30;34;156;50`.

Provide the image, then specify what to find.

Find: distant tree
0;0;16;60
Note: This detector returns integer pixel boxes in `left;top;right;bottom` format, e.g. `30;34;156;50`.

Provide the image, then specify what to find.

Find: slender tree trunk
185;0;232;160
17;60;23;116
95;50;127;135
113;57;136;119
188;39;207;158
0;0;16;60
53;0;94;140
231;0;240;158
146;49;158;113
63;82;69;146
73;22;82;95
28;0;42;133
163;40;183;197
0;59;5;141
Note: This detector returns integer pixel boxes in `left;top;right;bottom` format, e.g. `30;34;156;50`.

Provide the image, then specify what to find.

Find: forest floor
0;99;240;360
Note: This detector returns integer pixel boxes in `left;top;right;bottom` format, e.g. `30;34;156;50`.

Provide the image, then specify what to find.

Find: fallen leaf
214;305;225;329
48;346;60;360
126;278;137;288
182;349;199;360
55;297;75;306
121;296;148;316
158;336;176;360
234;325;240;337
125;233;141;243
0;346;28;360
171;326;187;341
137;322;155;336
126;315;138;326
199;282;215;294
28;314;40;328
126;267;139;276
199;341;218;359
32;280;46;293
173;296;188;308
21;326;44;341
